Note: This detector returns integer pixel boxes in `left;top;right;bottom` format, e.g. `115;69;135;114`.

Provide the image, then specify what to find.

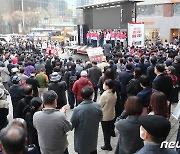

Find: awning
77;0;144;9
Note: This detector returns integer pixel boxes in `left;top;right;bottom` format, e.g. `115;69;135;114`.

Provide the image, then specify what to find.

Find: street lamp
21;0;25;32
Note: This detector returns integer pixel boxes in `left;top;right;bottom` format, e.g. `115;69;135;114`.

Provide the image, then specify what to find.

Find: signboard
86;47;104;62
128;23;145;47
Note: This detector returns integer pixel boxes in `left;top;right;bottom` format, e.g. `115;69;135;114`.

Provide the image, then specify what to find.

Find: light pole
21;0;25;33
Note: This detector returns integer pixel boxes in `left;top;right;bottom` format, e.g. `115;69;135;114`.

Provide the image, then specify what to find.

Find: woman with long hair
26;97;43;152
149;91;168;118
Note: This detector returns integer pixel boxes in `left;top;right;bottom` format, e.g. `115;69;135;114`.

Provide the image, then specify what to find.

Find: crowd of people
0;37;180;154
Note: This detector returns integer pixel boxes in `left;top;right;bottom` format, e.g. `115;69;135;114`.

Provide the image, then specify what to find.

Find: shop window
174;3;180;15
137;5;155;16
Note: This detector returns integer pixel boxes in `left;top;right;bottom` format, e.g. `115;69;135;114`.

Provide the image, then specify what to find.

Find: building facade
0;0;74;33
77;0;94;6
137;0;180;42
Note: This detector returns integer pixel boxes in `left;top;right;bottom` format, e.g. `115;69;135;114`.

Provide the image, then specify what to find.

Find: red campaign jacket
72;77;94;101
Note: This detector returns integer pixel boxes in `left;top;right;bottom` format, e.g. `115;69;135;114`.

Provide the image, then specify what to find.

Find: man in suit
103;40;112;61
137;75;152;115
147;56;157;82
88;60;102;102
152;64;173;101
119;63;134;105
137;115;177;154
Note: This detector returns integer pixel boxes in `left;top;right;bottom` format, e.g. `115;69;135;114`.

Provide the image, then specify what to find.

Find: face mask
140;126;145;140
103;83;107;91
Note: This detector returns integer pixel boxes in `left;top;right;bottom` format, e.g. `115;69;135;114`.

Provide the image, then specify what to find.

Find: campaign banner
46;46;58;56
86;47;104;62
128;23;145;47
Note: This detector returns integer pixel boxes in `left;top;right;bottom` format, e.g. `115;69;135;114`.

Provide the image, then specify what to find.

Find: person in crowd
17;84;33;119
35;59;45;74
8;67;19;88
119;63;134;105
0;126;39;154
75;59;83;73
88;60;102;102
137;75;152;115
25;61;35;77
0;88;9;131
72;70;93;105
65;63;79;109
7;59;15;75
166;66;179;104
26;97;43;153
153;64;173;101
147;56;157;82
126;67;143;96
26;71;40;97
99;79;117;151
137;115;177;154
103;40;112;61
115;96;144;154
33;90;72;154
36;68;48;99
48;72;67;109
45;59;53;79
66;57;74;70
172;55;180;92
97;56;109;72
71;86;102;154
148;91;169;118
136;57;147;75
0;63;10;91
18;67;28;87
9;76;24;118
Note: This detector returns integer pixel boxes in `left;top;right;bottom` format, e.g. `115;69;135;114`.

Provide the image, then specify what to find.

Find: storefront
145;28;159;43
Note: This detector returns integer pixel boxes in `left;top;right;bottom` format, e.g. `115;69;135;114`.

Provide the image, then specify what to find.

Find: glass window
174;3;180;15
137;4;163;16
137;5;155;16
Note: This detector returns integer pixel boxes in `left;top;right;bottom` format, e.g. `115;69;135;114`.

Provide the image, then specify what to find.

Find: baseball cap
12;76;21;84
138;115;171;138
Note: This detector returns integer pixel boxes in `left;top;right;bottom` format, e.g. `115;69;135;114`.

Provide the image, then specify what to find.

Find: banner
46;46;58;57
128;23;145;47
86;47;104;62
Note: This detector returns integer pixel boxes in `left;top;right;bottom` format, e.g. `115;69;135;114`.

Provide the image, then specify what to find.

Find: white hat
11;67;19;73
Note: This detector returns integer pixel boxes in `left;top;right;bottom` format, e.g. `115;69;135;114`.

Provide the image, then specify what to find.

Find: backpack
22;99;32;119
69;72;78;88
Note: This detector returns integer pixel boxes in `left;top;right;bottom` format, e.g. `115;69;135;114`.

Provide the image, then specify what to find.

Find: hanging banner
128;23;145;47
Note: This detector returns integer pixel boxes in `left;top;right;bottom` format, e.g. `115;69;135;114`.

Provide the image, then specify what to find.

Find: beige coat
99;89;117;121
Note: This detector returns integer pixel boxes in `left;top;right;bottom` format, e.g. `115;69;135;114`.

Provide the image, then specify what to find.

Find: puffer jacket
72;77;93;101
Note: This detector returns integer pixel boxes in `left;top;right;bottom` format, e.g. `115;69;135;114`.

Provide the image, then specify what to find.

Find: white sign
128;23;145;47
86;47;104;62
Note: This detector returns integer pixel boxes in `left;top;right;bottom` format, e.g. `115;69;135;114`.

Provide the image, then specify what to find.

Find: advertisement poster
128;23;145;47
86;47;104;62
